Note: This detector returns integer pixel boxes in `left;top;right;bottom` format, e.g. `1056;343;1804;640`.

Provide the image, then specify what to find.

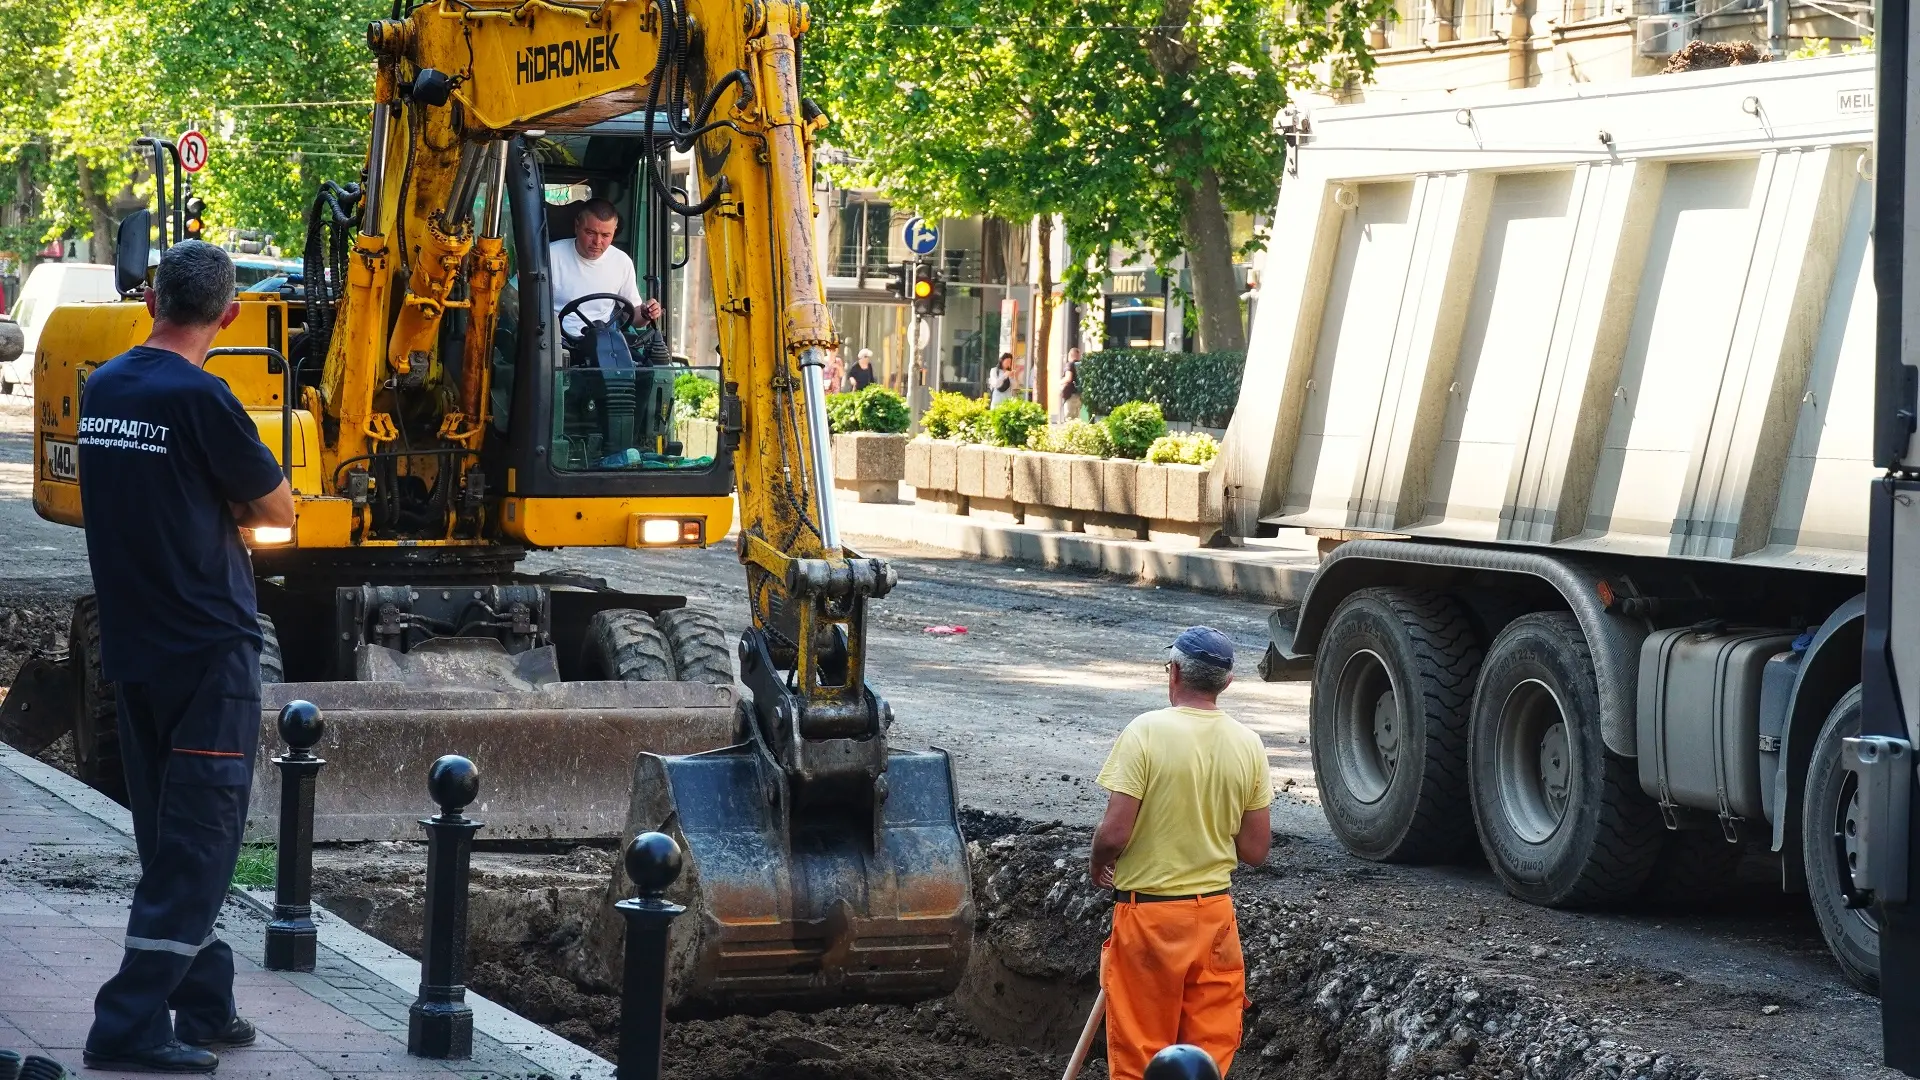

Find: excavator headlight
631;517;704;546
247;525;294;546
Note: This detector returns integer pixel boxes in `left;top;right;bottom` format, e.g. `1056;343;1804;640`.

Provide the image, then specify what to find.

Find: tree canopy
807;0;1390;352
0;0;382;265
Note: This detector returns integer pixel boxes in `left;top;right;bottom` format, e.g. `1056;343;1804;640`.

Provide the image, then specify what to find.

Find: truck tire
1311;587;1481;863
657;607;733;686
69;596;126;804
1469;612;1661;906
582;609;674;683
258;613;284;685
1802;685;1879;994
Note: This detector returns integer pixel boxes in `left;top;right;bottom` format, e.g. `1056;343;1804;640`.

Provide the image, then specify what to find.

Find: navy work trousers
88;640;262;1055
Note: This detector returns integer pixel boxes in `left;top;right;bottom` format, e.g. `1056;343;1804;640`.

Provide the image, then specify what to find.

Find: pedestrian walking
1090;627;1272;1080
1059;346;1083;420
824;347;846;394
847;347;877;391
78;240;294;1073
988;351;1018;406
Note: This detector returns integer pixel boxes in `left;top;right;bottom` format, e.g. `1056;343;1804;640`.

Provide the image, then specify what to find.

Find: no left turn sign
178;130;208;173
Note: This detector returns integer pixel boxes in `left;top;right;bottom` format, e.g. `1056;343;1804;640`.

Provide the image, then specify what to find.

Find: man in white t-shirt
548;198;662;337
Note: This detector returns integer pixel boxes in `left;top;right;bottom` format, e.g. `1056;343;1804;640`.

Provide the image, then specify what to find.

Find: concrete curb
832;496;1318;604
0;743;614;1080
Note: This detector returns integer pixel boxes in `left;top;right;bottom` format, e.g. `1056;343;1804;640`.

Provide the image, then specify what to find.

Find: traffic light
912;267;945;317
886;261;916;299
182;193;206;240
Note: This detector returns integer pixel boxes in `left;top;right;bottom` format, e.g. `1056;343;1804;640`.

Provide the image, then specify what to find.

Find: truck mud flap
621;743;974;1017
252;681;741;842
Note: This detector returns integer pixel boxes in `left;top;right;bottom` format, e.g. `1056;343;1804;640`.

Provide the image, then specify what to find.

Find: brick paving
0;760;562;1080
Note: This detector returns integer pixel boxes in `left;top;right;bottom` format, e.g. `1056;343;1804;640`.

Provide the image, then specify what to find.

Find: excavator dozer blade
251;681;741;842
607;744;974;1016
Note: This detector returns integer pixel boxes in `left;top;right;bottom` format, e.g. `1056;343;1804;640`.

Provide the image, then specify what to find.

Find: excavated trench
311;811;1714;1080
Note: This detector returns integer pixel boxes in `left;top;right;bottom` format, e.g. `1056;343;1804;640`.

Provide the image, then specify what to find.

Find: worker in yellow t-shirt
1092;626;1274;1080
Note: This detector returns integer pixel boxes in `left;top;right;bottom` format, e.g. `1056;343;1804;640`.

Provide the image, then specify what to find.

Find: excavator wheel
583;609;674;682
259;613;284;685
657;607;733;686
69;596;125;804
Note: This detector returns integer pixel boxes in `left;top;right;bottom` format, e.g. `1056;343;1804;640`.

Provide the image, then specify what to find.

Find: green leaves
921;390;991;441
827;385;912;433
675;372;721;420
985;398;1047;448
1077;348;1242;426
1101;399;1166;459
0;0;383;257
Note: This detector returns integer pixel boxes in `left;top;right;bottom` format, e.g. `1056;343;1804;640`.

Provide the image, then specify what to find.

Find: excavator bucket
593;741;974;1016
252;671;741;842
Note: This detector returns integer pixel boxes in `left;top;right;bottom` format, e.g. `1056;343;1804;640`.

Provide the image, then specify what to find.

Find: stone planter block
1040;453;1076;508
905;438;932;490
1069;456;1103;512
1102;459;1140;517
1012;451;1045;505
1164;464;1213;523
929;439;960;493
675;418;720;461
956;444;987;498
1137;463;1169;520
831;432;907;482
983;448;1016;502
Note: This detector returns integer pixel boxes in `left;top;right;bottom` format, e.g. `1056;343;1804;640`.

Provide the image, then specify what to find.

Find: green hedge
1077;349;1244;428
827;386;911;434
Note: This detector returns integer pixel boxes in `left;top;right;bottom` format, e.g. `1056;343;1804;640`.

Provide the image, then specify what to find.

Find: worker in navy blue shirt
79;240;293;1074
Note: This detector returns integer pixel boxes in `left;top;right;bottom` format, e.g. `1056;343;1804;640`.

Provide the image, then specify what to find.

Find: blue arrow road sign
902;216;939;255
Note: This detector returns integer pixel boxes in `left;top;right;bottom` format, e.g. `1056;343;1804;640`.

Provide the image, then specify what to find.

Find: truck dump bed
1222;55;1878;575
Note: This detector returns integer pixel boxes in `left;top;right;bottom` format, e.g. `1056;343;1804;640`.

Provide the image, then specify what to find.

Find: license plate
43;438;76;481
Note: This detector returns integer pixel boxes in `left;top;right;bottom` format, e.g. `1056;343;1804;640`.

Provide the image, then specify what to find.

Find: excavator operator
551;197;664;355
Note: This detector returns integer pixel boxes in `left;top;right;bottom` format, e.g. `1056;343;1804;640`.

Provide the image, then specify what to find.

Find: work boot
179;1018;256;1050
81;1041;217;1074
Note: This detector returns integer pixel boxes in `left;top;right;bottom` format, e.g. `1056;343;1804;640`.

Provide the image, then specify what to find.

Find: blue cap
1171;626;1233;669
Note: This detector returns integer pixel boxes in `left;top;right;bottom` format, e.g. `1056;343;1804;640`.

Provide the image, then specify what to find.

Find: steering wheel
556;292;636;353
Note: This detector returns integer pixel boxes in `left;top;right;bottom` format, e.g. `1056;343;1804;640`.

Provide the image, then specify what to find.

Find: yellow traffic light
912;279;932;299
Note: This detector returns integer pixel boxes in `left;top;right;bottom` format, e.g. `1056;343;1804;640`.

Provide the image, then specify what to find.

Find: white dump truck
1222;53;1885;989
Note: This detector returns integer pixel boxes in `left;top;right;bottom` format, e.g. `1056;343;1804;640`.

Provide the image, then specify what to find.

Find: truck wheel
1310;588;1481;862
1469;612;1661;906
69;596;126;803
258;614;284;685
657;607;733;686
1802;685;1880;994
583;609;674;682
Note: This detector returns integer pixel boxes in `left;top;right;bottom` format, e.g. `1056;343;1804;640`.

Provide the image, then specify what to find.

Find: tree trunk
1142;0;1246;353
1035;214;1053;408
1178;165;1246;352
76;162;115;264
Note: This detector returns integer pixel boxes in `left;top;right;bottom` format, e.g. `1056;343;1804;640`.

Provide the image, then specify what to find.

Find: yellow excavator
3;0;971;1015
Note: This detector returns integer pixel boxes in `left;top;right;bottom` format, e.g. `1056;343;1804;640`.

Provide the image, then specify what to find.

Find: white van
1;262;118;395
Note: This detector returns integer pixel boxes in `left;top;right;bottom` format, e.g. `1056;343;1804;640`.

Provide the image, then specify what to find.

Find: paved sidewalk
0;746;598;1080
832;491;1319;604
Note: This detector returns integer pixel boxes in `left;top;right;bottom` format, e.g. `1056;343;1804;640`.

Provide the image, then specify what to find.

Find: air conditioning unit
1636;15;1694;56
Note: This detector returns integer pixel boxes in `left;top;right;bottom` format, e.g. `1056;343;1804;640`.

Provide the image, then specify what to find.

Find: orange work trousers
1101;893;1246;1080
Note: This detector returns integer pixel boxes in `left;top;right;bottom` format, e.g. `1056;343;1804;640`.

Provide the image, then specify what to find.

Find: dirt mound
1662;40;1770;74
0;583;78;685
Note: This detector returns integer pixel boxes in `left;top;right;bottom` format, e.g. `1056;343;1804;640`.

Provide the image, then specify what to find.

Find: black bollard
265;700;324;971
408;755;483;1059
1143;1044;1221;1080
614;831;686;1080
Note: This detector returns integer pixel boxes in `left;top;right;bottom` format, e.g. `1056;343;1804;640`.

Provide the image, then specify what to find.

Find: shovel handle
1060;988;1108;1080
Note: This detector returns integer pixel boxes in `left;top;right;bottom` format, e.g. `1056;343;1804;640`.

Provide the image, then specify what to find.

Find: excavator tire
583;609;674;682
658;607;733;686
69;596;125;804
259;613;284;685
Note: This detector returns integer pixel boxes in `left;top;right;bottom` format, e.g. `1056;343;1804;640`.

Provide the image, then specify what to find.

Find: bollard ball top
1144;1045;1221;1080
625;831;684;897
277;700;324;750
427;755;480;814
